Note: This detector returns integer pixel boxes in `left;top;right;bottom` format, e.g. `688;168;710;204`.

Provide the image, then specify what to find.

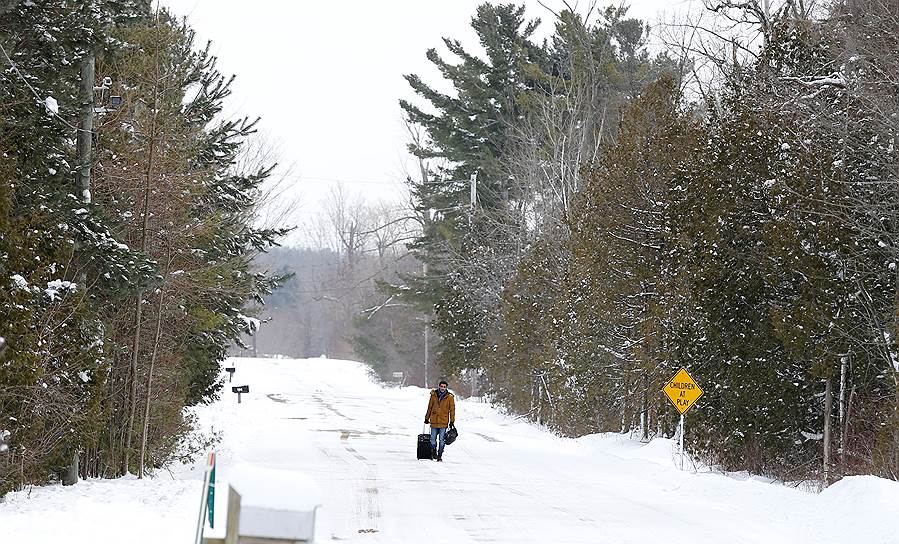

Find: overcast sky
158;0;691;242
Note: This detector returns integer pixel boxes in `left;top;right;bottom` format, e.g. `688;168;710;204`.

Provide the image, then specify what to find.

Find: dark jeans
429;427;446;456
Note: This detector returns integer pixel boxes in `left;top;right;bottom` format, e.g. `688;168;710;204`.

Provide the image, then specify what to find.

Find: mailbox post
232;385;249;403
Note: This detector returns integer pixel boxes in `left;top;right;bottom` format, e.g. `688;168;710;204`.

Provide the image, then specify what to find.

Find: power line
0;41;82;132
301;175;404;186
299;175;469;186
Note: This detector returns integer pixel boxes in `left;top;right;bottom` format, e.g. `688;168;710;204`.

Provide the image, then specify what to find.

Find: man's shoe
431;448;437;460
436;456;443;462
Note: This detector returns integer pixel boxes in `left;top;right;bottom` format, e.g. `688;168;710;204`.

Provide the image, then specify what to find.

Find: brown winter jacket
424;389;455;428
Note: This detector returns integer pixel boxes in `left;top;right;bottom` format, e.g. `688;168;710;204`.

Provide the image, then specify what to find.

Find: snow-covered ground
2;356;898;543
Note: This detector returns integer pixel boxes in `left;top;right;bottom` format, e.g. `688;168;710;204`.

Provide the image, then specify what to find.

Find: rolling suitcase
417;424;432;460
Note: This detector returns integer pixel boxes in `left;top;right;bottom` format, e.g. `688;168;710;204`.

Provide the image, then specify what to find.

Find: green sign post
207;456;216;528
194;451;216;544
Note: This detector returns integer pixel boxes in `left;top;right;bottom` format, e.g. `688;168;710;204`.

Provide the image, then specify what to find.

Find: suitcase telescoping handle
423;423;428;434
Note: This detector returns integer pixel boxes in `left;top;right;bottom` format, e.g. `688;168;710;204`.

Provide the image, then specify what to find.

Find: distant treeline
0;2;287;495
393;1;899;483
249;215;436;387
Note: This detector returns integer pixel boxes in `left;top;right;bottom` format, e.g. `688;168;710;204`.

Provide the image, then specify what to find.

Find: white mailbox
228;464;323;543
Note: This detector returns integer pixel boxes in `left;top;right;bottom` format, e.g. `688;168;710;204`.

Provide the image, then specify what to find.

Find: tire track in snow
311;393;355;421
454;438;600;531
315;378;594;540
310;391;382;535
339;429;382;534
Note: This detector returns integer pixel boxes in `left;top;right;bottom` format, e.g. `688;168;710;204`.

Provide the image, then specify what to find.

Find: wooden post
224;486;241;544
65;51;95;486
839;355;848;472
75;52;94;202
642;372;649;441
823;378;833;487
62;451;79;486
423;262;429;390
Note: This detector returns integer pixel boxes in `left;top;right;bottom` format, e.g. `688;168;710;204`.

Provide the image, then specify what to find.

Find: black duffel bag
445;422;458;445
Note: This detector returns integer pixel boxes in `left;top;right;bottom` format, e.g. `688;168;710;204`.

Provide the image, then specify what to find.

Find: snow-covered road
2;356;897;543
194;358;898;544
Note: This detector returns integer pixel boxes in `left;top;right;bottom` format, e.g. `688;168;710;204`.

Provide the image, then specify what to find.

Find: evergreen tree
399;3;549;378
662;19;877;473
0;0;153;493
476;6;675;430
483;238;564;426
90;9;290;475
565;75;700;436
0;2;288;490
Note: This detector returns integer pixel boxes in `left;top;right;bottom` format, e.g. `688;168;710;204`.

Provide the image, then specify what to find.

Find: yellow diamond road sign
663;367;703;415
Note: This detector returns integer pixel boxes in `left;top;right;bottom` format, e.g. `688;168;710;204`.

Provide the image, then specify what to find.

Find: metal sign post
663;367;703;471
194;451;216;544
207;457;216;528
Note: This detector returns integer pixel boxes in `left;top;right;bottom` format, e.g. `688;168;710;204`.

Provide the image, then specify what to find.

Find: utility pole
420;204;434;390
65;51;95;488
423;262;429;389
75;52;95;203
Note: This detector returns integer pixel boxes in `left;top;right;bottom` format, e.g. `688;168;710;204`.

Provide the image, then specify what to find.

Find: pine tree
0;0;153;493
90;9;290;475
483;238;564;426
0;2;289;490
398;3;549;378
476;7;676;431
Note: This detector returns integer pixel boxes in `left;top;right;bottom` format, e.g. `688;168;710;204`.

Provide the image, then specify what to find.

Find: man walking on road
424;379;455;461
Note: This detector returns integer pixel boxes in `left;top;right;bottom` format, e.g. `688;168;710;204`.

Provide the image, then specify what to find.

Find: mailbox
225;366;236;382
232;385;249;403
229;464;323;543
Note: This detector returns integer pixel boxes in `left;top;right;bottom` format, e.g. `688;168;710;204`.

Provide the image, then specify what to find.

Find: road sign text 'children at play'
663;367;704;415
